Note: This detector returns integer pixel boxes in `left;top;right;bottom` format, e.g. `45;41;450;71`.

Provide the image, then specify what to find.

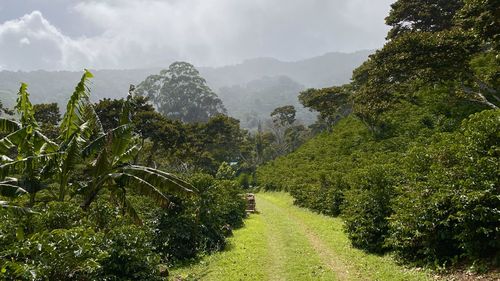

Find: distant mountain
0;68;161;107
199;50;372;89
0;50;372;128
218;76;316;129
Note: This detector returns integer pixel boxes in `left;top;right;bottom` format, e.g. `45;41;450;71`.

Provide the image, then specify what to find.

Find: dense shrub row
0;174;246;280
257;93;499;267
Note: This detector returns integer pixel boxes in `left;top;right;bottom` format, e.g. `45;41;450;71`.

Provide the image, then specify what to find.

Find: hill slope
0;51;370;128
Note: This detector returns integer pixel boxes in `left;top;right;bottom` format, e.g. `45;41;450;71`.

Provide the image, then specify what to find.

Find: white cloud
19;37;31;45
0;11;90;70
0;1;392;70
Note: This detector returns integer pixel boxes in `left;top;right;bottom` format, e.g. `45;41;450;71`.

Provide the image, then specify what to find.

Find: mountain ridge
0;50;373;128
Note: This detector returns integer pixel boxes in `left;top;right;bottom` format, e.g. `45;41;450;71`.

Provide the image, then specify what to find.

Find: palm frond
0;181;28;197
60;135;85;175
15;83;38;128
82;124;131;158
0;135;15;154
119;172;170;207
116;144;141;164
0;201;35;215
60;70;94;141
0;119;21;134
0;152;61;179
124;165;196;196
34;131;59;153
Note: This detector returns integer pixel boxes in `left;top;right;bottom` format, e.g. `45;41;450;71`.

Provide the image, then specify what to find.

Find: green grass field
169;192;432;281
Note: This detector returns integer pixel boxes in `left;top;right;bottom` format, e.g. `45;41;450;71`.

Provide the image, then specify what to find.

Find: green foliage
0;222;107;280
216;162;236;180
299;85;352;127
153;174;246;262
33;201;84;231
388;110;500;265
100;225;162;281
33;103;61;140
0;70;250;279
457;0;500;50
342;164;398;253
257;83;496;266
385;0;463;39
137;62;226;123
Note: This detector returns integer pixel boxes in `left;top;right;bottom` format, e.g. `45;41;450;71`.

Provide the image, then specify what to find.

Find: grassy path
170;192;432;281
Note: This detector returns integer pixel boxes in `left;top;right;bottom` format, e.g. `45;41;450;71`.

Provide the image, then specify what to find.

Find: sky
0;0;394;71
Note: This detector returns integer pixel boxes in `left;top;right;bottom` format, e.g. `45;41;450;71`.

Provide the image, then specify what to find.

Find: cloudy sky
0;0;394;71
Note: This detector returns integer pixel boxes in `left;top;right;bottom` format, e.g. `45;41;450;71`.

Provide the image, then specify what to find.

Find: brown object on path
246;193;256;213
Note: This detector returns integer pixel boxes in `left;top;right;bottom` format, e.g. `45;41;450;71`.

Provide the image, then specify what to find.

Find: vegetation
258;0;499;272
171;192;432;281
137;62;227;123
0;0;498;279
0;71;247;280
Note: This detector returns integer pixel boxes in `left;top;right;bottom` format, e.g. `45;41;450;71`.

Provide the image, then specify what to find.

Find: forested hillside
0;0;498;280
258;0;499;272
0;51;368;129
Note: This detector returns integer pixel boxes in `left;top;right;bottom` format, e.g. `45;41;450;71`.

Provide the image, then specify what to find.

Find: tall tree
33;103;61;140
299;85;352;128
270;105;296;127
457;0;500;50
137;62;226;123
351;0;499;126
385;0;464;39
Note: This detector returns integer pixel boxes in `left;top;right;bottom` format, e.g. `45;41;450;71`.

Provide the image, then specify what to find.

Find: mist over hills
200;50;371;89
0;50;371;128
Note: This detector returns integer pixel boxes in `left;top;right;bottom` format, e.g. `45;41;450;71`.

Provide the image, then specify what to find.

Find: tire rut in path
258;194;357;281
259;197;287;281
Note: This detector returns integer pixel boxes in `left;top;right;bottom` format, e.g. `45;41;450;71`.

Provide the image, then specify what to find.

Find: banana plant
0;83;58;206
53;69;104;201
79;94;196;223
0;70;196;223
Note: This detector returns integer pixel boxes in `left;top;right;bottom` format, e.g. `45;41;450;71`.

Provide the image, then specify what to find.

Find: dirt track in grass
170;192;432;281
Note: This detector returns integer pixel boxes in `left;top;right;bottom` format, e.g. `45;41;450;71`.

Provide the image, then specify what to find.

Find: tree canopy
137;62;227;123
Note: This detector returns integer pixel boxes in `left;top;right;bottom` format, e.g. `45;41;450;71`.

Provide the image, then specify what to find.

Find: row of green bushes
0;174;246;280
257;96;499;267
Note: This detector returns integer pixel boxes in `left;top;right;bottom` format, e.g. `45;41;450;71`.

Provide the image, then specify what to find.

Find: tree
270;105;296;127
182;115;247;173
137;62;226;123
266;105;308;157
385;0;464;39
33;103;60;126
269;105;296;143
351;21;498;127
299;86;352;128
457;0;500;50
0;84;58;206
0;71;196;222
33;103;61;140
95;95;155;132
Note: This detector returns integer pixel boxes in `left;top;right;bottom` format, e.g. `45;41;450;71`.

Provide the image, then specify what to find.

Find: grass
169;192;432;281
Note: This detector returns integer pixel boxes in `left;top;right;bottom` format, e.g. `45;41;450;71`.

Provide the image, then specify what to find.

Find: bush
152;173;246;262
388;110;500;265
33;201;84;231
342;164;398;253
100;225;162;281
0;227;105;281
290;173;346;216
0;216;163;281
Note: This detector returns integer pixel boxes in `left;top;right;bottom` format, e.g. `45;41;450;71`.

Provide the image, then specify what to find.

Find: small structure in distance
246;193;256;213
